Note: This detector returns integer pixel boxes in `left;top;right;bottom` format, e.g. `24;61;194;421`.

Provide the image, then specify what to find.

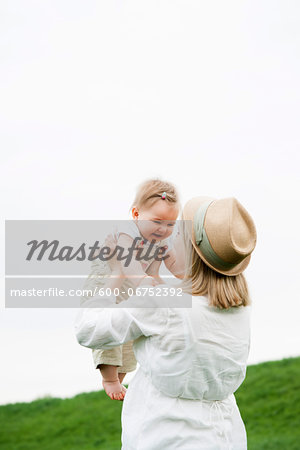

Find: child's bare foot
102;379;127;401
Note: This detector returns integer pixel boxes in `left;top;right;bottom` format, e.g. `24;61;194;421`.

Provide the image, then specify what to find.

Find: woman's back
134;296;251;401
122;297;251;449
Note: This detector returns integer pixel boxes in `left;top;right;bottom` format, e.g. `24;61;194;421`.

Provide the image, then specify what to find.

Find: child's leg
116;341;137;386
99;364;127;401
93;347;126;401
118;372;126;383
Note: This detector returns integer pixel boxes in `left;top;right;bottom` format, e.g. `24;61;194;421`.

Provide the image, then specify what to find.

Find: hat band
194;201;237;271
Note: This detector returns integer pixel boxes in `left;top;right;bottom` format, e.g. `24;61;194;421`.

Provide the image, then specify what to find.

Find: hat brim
190;240;251;276
182;196;250;276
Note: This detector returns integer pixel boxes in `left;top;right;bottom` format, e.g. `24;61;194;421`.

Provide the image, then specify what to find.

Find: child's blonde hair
181;223;251;309
131;178;180;210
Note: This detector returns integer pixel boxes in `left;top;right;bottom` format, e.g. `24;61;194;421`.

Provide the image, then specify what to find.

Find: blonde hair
181;223;251;309
131;178;180;211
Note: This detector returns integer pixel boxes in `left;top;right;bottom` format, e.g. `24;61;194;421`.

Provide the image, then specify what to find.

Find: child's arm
163;229;186;279
162;249;184;279
162;230;186;279
145;259;164;285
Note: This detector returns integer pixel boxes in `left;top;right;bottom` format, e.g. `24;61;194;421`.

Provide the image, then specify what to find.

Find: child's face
133;201;179;243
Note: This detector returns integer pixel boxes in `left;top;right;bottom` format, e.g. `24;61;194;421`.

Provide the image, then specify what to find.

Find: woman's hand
104;233;117;253
139;275;157;287
103;234;159;286
104;233;122;273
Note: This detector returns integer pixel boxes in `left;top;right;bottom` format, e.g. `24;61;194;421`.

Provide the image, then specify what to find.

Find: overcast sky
1;0;299;404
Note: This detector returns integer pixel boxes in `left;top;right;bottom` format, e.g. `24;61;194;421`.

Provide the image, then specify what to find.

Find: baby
82;178;185;401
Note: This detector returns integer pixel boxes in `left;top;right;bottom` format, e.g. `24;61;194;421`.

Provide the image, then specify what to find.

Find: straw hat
182;196;257;276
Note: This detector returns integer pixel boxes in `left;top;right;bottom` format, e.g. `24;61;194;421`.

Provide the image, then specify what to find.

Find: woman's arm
114;233;150;287
75;297;168;350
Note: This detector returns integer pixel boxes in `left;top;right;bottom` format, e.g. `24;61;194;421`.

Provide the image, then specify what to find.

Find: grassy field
1;356;299;449
235;356;300;450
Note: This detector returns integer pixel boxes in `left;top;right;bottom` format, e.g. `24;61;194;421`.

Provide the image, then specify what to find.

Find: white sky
1;0;299;404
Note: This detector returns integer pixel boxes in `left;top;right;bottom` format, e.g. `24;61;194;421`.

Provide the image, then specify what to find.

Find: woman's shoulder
187;296;251;339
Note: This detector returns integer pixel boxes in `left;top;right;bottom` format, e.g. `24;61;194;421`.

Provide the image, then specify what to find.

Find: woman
75;196;257;449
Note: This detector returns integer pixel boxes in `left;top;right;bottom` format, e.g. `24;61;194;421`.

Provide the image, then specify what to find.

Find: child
82;178;185;401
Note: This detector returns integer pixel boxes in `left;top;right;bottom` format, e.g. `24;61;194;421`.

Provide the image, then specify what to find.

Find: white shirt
75;291;251;449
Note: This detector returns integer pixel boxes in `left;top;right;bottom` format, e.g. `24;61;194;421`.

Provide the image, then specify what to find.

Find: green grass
0;390;123;450
1;356;299;449
235;356;300;450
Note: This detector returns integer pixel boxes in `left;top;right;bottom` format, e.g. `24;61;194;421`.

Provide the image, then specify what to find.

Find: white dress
75;291;251;450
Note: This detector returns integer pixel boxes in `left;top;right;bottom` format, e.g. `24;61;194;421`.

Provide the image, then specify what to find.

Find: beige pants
92;341;137;373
